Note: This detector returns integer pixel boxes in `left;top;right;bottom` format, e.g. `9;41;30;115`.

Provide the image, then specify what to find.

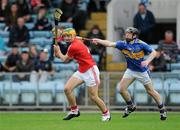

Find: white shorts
72;65;100;87
123;69;152;85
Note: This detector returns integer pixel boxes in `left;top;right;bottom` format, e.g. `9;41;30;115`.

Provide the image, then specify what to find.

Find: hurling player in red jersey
54;28;111;121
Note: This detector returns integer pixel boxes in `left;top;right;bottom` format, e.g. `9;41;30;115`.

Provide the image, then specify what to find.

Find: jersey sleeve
142;43;154;54
115;41;125;50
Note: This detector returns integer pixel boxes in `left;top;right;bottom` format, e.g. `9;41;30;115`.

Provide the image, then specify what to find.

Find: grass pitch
0;112;180;130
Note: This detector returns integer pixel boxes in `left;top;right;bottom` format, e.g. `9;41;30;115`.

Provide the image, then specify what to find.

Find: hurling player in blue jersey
93;27;167;120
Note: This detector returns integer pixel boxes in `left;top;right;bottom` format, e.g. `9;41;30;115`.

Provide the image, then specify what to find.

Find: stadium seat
152;78;163;89
54;57;63;63
54;62;78;72
20;82;37;104
4;47;11;52
30;37;53;47
171;62;180;71
43;38;53;45
38;81;55;104
54;80;66;104
57;70;74;79
168;82;180;104
44;45;51;51
164;78;179;95
30;31;52;38
29;38;46;46
29;31;34;38
25;23;34;30
164;73;179;79
0;56;7;62
0;23;5;30
3;38;9;44
2;82;20;105
134;81;149;105
53;71;67;79
151;78;165;104
150;44;158;50
0;31;9;38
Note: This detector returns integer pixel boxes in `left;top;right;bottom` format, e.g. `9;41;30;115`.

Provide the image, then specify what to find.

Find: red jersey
67;38;96;73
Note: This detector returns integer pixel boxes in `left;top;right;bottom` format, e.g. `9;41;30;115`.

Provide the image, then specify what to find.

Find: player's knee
64;87;71;94
90;95;98;102
119;85;126;94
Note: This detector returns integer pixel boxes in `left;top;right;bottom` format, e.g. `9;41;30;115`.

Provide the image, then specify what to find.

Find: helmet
125;27;139;36
62;28;76;37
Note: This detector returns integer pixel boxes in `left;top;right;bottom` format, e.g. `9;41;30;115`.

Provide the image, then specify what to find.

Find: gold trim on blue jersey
129;39;145;44
121;49;144;60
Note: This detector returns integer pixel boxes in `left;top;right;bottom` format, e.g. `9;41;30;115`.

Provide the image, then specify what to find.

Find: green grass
0;112;180;130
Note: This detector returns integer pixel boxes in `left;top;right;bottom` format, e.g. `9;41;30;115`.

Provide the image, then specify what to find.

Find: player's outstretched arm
53;45;70;62
93;38;116;47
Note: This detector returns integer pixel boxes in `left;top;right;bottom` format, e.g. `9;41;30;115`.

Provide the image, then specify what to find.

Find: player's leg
144;83;167;120
88;86;110;121
119;69;136;118
137;71;167;120
86;65;110;121
119;78;135;104
144;83;162;105
88;86;106;112
63;72;84;120
64;76;83;107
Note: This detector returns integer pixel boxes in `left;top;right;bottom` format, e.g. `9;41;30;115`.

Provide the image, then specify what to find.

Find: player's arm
93;38;116;47
53;45;71;62
146;50;157;63
141;43;157;67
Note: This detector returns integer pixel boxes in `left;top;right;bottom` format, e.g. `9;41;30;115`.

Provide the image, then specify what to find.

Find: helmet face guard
125;27;139;39
62;28;76;37
125;27;139;42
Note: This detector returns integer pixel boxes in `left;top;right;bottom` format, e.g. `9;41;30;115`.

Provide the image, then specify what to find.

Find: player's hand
149;65;154;71
92;38;99;45
53;45;60;57
141;60;150;67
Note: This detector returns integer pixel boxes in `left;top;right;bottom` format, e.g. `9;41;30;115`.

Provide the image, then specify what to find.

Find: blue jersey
115;38;153;72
